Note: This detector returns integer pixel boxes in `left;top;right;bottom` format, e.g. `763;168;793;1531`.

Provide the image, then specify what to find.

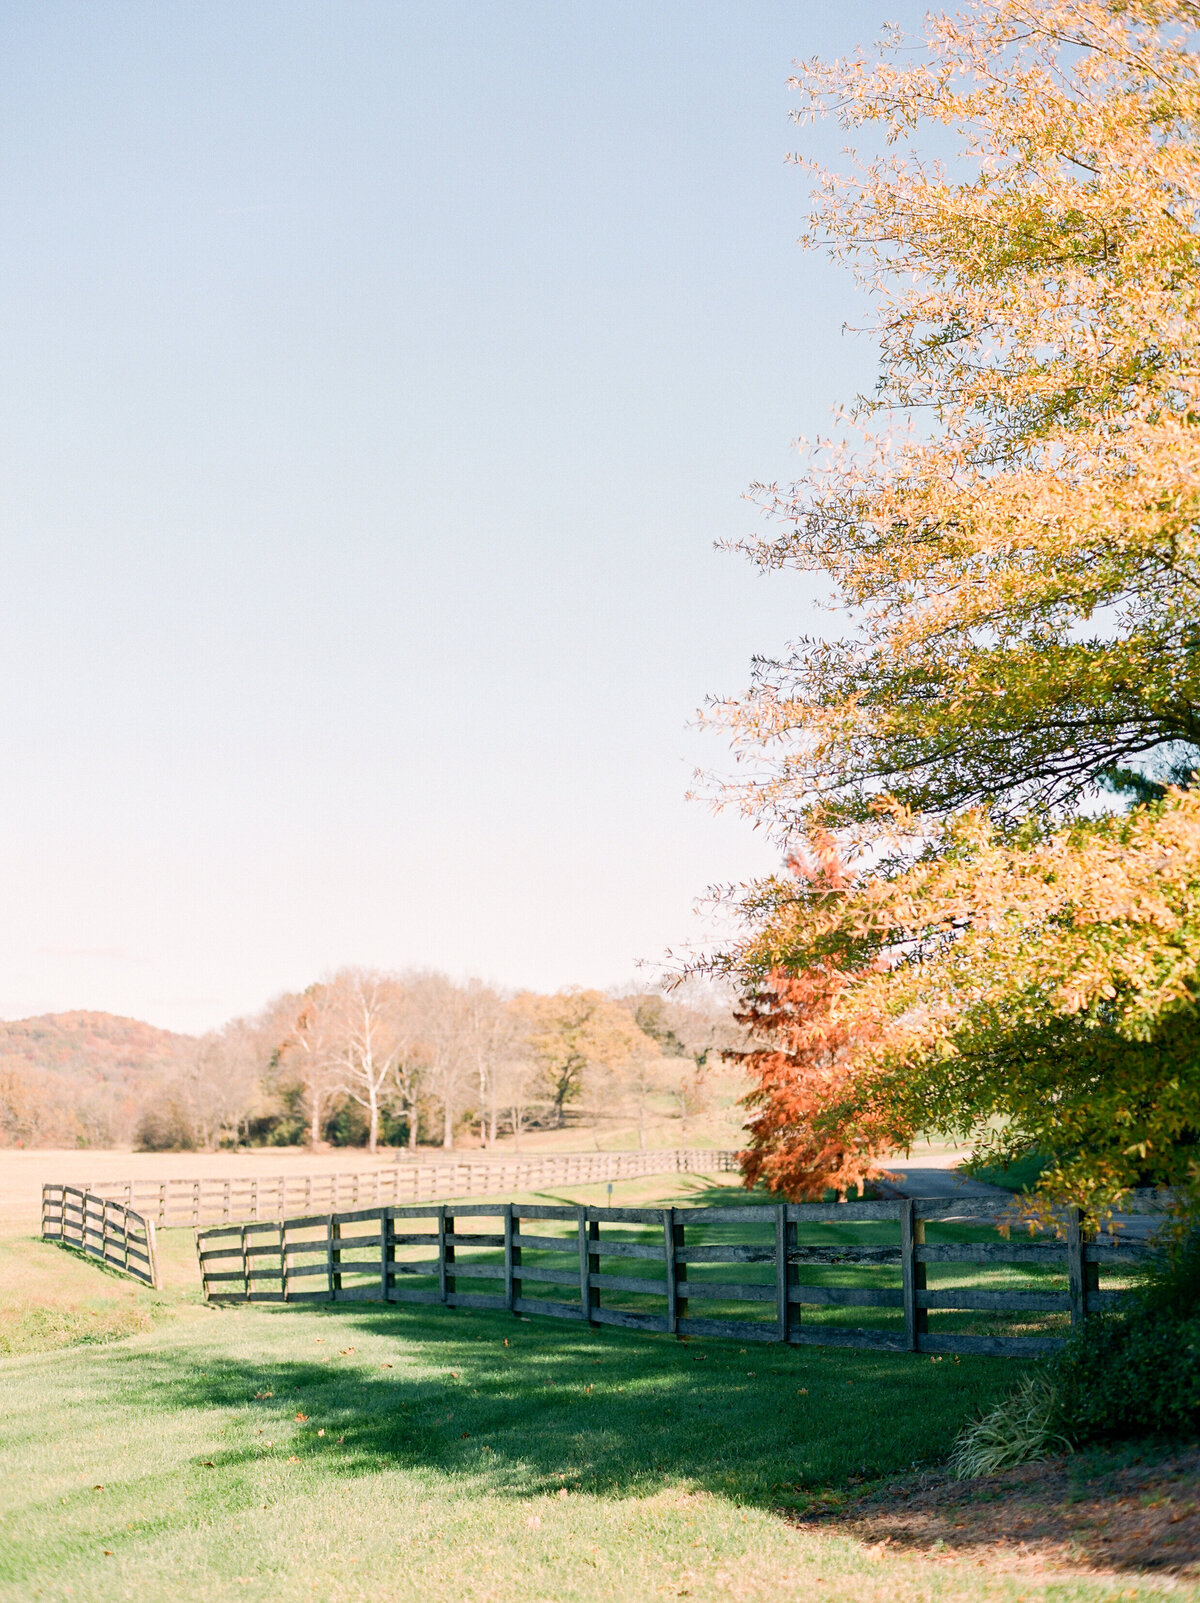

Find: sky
0;3;909;1034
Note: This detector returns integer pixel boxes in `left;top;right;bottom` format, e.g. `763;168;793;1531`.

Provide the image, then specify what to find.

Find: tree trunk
443;1102;454;1150
368;1091;378;1155
408;1099;418;1151
310;1088;322;1149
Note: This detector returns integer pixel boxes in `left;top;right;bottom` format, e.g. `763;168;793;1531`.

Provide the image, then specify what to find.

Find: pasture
0;1172;1190;1601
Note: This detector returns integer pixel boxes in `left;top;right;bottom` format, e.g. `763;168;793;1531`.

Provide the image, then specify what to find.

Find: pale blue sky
0;3;904;1032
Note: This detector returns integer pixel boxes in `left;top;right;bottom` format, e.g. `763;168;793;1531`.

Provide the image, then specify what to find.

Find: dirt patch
789;1446;1200;1579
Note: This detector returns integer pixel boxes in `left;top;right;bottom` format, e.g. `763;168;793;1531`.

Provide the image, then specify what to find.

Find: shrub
1053;1309;1200;1443
948;1218;1200;1474
135;1098;196;1151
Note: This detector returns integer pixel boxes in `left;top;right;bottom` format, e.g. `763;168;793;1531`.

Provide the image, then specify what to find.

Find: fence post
775;1204;789;1342
195;1226;208;1299
503;1205;515;1311
327;1214;342;1302
901;1199;926;1351
379;1209;393;1302
280;1221;290;1302
673;1213;688;1332
664;1208;680;1336
578;1208;596;1323
146;1217;161;1291
438;1206;454;1303
1067;1208;1096;1328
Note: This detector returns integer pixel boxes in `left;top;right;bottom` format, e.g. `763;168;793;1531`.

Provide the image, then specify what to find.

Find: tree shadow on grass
112;1301;1014;1510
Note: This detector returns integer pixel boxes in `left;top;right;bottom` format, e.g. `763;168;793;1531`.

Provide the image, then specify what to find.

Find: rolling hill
0;1012;194;1147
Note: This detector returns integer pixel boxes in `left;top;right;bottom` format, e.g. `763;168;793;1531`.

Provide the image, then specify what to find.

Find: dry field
0;1134;969;1230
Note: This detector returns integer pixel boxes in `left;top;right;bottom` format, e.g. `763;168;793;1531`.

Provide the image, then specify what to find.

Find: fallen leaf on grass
202;1461;215;1468
103;1550;113;1556
287;1456;299;1463
294;1413;308;1422
253;1391;273;1400
92;1485;105;1492
380;1363;393;1369
338;1347;355;1356
557;1488;568;1499
317;1429;325;1438
525;1515;542;1529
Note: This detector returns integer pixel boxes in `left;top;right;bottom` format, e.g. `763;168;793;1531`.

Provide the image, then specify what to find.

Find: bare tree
323;968;416;1155
407;972;473;1149
271;985;345;1149
455;981;529;1148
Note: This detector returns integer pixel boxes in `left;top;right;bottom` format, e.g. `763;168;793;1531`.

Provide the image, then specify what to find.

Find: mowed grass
0;1174;1174;1602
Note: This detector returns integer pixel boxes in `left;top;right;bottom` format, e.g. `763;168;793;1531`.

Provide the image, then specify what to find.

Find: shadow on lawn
120;1301;1013;1509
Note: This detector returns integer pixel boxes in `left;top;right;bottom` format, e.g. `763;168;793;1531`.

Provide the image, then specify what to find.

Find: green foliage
949;1219;1200;1473
1053;1311;1200;1445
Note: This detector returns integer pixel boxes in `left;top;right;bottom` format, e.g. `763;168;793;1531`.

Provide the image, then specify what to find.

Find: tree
714;0;1200;838
178;1018;267;1150
713;0;1200;1217
271;985;345;1149
734;966;892;1200
620;985;746;1138
516;989;647;1128
457;984;528;1148
323;968;416;1155
407;971;473;1149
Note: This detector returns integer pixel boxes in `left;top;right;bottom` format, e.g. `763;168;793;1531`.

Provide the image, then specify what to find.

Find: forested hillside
0;1012;193;1148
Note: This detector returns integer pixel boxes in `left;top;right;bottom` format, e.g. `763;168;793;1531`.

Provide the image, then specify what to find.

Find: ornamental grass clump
948;1371;1070;1480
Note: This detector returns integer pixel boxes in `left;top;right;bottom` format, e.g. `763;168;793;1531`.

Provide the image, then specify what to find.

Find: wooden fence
82;1149;737;1227
195;1193;1158;1357
42;1185;161;1289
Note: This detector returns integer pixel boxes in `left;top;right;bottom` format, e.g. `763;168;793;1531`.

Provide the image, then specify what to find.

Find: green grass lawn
0;1174;1176;1602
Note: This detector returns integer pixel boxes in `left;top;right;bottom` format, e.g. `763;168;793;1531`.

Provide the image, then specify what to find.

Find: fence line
195;1194;1157;1358
79;1149;737;1227
42;1185;161;1289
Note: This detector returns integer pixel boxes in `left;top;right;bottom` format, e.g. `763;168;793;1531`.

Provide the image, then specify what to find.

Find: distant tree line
135;972;742;1153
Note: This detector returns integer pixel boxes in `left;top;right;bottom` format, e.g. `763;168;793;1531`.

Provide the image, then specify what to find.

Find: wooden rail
195;1194;1157;1357
42;1185;161;1289
80;1149;737;1227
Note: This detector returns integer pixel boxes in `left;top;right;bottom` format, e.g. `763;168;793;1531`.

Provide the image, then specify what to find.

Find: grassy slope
0;1228;202;1355
0;1174;1176;1602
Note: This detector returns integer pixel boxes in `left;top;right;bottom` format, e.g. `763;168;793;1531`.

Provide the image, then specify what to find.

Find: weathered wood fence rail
81;1150;736;1227
42;1185;161;1289
196;1194;1158;1357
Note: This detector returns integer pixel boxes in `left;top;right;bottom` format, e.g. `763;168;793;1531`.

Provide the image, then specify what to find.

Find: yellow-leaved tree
716;0;1200;1217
